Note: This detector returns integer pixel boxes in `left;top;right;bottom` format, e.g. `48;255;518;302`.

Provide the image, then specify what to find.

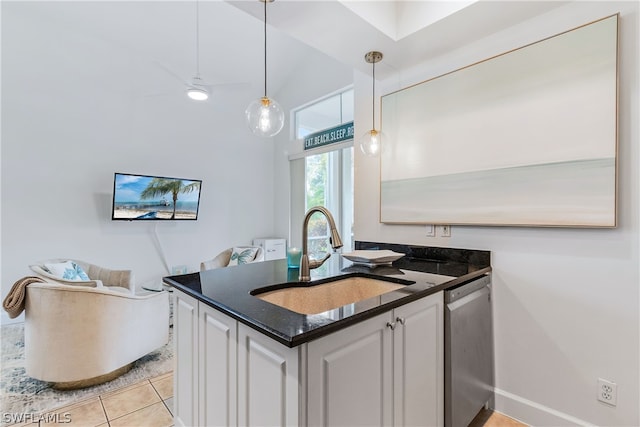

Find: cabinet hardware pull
386;321;396;330
396;317;406;325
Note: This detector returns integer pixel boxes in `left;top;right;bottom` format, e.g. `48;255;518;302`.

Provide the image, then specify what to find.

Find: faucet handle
308;253;331;269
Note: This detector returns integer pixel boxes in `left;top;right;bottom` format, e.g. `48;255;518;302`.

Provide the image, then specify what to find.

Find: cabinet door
307;311;394;427
173;291;199;427
198;303;237;427
393;292;444;427
237;324;300;427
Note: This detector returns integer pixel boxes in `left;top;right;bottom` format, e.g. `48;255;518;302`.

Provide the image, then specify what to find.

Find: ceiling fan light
187;86;209;101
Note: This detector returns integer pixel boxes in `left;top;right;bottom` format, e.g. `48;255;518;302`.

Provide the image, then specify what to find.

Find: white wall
0;4;277;322
354;2;639;426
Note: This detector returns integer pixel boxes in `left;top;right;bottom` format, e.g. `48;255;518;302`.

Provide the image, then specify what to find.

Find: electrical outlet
597;378;617;406
440;225;451;237
426;225;435;237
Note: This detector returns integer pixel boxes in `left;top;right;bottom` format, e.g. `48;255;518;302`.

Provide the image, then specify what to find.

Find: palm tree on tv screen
140;178;200;219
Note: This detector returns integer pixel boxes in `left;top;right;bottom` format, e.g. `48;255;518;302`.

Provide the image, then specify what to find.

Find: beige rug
0;323;173;426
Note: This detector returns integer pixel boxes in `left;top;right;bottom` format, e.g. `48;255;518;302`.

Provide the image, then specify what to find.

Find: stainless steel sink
253;276;409;315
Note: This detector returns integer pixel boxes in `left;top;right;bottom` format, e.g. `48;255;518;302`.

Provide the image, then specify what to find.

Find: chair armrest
29;264;104;288
200;249;232;271
84;264;133;291
26;281;163;298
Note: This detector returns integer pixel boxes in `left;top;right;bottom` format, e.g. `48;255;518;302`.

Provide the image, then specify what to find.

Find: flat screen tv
112;173;202;220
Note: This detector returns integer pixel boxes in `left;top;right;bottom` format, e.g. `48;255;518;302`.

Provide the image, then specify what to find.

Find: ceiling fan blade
151;60;251;96
208;82;251;91
152;60;189;86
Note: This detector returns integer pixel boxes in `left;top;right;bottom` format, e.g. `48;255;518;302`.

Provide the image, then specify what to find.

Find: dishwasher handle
445;275;491;303
446;284;490;312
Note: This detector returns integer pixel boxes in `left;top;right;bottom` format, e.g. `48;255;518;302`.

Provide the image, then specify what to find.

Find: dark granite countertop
163;242;491;347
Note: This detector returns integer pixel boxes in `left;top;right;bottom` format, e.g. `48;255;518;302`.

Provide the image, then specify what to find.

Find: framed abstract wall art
380;15;618;227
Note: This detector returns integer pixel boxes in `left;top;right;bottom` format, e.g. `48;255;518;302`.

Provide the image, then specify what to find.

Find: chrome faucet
299;206;343;281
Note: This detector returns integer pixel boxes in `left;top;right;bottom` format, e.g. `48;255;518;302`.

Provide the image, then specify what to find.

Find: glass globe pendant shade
246;96;285;137
359;128;384;156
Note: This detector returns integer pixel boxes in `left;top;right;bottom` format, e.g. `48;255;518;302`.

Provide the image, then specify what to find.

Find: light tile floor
470;408;527;427
8;372;173;427
8;370;526;427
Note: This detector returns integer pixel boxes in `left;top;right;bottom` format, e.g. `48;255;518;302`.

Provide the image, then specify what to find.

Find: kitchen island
164;242;490;427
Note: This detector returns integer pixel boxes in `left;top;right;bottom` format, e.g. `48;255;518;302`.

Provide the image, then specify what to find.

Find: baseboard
494;388;596;427
1;311;24;325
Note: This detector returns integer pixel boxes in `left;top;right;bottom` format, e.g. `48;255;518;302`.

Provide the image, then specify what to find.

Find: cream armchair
25;261;169;389
200;246;264;271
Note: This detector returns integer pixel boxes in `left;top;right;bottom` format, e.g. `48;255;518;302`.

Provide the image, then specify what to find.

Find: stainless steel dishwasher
445;274;494;427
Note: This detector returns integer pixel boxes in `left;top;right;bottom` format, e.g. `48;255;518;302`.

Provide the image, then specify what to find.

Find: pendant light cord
263;0;268;98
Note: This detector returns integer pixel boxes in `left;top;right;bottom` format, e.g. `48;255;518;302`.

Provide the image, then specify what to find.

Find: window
295;90;354;139
290;89;354;259
304;148;353;257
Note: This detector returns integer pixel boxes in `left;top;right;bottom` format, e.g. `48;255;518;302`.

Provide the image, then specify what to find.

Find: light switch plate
426;225;435;237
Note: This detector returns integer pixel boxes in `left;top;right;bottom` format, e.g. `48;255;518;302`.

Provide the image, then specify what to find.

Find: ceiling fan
145;1;249;103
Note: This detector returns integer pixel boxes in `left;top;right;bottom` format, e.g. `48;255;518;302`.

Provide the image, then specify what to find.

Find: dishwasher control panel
445;274;491;303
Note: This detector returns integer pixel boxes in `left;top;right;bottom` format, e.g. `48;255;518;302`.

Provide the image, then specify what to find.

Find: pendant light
359;51;384;156
186;0;209;101
245;0;285;138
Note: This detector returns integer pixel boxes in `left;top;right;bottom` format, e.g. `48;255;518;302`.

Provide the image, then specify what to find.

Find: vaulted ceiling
4;1;569;104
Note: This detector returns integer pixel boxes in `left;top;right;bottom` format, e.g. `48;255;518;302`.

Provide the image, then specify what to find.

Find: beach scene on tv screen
113;174;201;220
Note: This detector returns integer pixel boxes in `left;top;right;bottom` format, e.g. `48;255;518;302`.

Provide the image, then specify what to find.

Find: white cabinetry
237;324;299;427
307;310;394;426
252;238;286;260
174;292;238;427
173;291;199;427
198;303;237;427
307;292;444;427
173;289;298;427
173;288;442;427
393;293;444;427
